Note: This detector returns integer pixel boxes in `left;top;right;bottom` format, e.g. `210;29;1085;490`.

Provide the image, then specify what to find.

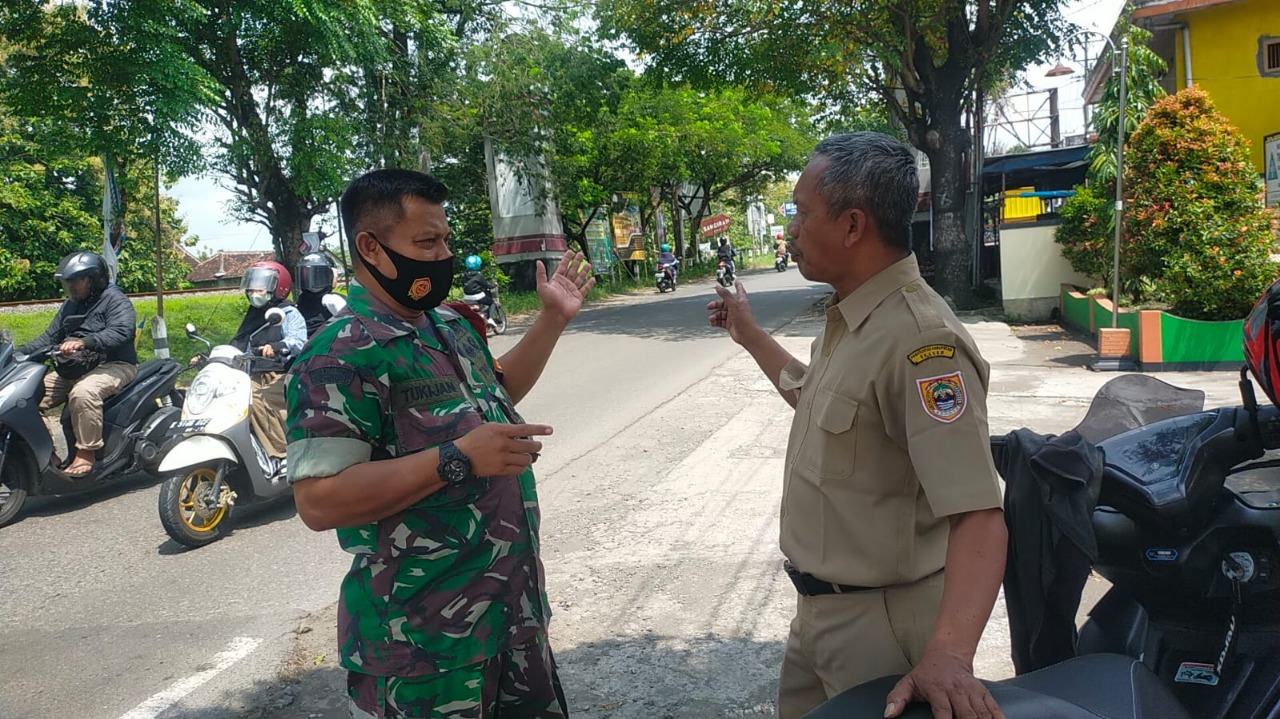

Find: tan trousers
250;371;288;459
40;361;138;453
777;571;945;719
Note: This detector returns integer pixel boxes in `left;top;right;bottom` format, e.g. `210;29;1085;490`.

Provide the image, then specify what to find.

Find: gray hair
812;132;918;251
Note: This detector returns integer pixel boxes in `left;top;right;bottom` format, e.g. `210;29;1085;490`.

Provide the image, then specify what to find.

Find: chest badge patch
908;344;956;364
917;372;967;423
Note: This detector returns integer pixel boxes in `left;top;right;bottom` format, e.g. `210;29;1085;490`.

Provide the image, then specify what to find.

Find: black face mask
365;233;454;312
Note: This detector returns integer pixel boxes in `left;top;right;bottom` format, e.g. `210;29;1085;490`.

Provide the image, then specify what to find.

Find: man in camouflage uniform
285;168;595;718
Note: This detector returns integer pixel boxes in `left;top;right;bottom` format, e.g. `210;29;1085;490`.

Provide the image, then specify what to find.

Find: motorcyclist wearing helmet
17;251;138;476
461;254;497;310
716;236;737;273
657;243;678;279
294;252;348;336
230;260;306;464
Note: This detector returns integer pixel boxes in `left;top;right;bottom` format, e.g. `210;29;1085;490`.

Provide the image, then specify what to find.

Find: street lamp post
1046;29;1134;369
1111;37;1129;331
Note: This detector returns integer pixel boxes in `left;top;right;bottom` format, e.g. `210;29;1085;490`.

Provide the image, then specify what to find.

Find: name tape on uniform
907;344;956;365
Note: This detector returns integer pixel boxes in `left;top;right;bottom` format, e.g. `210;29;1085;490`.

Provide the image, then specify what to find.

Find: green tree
1124;87;1277;320
1;1;460;273
1053;22;1167;294
598;0;1070;306
0;110;197;301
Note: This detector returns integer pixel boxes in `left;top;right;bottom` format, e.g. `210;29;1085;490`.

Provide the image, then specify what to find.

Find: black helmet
55;251;109;297
295;252;335;295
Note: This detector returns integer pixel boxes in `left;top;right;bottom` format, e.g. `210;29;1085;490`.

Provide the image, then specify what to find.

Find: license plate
169;418;209;435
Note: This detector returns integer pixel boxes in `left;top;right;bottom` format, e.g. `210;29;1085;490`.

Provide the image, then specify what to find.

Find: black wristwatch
437;441;473;485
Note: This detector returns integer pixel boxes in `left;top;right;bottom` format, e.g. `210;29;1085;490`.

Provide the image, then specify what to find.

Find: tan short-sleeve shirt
778;254;1003;588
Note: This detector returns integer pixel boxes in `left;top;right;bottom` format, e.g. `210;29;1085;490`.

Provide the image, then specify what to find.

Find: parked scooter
805;371;1280;719
154;309;292;547
462;286;507;335
655;262;677;293
0;325;183;527
716;260;735;287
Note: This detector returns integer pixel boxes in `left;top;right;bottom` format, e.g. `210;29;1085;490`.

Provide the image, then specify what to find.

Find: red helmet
1243;278;1280;406
241;260;293;300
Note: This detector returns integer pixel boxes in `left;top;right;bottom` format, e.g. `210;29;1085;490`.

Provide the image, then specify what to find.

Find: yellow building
1086;0;1280;174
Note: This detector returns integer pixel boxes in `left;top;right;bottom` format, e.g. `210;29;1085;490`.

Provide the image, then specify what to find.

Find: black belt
783;560;876;596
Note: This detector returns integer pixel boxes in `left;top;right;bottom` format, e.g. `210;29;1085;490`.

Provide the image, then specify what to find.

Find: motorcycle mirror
264;307;285;326
185;323;198;337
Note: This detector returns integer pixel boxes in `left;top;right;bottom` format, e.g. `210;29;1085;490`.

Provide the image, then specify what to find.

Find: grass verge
2;292;248;366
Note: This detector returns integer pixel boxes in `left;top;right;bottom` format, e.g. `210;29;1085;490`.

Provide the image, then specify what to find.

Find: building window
1261;37;1280;77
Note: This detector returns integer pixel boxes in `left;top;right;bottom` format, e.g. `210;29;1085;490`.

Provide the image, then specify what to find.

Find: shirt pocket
800;389;859;482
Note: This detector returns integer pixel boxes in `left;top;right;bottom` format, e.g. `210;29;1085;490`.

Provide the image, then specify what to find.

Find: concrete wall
1176;0;1280;173
999;221;1095;320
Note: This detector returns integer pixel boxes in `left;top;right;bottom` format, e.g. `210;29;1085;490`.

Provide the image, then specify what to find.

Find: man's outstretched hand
536;250;595;324
884;649;1004;719
706;281;760;345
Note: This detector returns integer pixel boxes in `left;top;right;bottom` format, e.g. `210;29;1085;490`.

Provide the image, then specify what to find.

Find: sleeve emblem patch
908;344;956;364
917;371;967;423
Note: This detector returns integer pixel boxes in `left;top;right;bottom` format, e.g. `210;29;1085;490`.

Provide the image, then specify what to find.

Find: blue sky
169;0;1124;256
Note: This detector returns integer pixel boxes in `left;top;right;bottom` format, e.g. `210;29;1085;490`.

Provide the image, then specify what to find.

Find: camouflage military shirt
284;282;550;677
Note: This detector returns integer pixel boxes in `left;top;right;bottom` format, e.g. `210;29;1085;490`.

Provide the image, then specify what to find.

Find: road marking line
118;636;263;719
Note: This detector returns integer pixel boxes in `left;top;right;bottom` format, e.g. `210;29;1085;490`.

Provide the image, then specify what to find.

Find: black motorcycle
0;326;183;527
775;253;789;272
805;372;1280;719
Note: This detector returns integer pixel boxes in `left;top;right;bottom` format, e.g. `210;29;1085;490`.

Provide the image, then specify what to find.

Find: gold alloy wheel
176;467;228;533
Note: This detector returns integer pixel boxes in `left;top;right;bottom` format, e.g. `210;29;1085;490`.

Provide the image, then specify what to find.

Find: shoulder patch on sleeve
308;366;357;386
917;371;967;423
908;343;956;364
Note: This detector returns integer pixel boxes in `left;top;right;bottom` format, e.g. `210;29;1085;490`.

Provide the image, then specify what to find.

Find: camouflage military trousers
347;634;568;719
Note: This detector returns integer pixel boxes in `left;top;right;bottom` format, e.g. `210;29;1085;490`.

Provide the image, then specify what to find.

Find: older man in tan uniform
708;132;1009;719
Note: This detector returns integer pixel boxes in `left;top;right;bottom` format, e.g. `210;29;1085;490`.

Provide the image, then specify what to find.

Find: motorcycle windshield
1072;374;1207;445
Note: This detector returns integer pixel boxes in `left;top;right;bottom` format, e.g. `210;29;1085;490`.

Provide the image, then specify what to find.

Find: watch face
443;458;468;483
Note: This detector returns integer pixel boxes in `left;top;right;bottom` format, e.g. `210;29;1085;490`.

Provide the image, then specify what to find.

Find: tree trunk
271;195;313;274
924;124;977;309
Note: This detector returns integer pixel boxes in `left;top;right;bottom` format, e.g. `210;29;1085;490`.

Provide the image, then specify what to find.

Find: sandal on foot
65;460;94;477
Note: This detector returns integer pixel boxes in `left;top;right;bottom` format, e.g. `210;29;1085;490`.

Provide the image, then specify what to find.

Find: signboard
611;206;641;247
1266;131;1280;209
700;213;733;237
781;202;797;217
770;224;785;239
583;209;613;271
301;232;322;254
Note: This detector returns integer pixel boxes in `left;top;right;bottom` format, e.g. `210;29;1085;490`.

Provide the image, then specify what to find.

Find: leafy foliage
1124;87;1278;320
1054;22;1168;295
1052;186;1111;287
597;0;1071;305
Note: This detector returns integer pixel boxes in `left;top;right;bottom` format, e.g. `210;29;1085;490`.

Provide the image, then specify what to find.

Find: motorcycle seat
101;360;174;413
801;653;1191;719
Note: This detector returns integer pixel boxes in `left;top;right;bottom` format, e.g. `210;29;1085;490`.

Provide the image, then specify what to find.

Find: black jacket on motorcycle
462;271;496;297
997;428;1103;675
19;284;138;365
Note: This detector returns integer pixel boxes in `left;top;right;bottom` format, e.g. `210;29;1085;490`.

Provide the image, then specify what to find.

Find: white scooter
154;309;292;548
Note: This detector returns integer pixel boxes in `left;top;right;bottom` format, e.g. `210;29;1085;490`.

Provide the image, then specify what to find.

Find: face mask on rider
363;233;455;312
247;292;270;309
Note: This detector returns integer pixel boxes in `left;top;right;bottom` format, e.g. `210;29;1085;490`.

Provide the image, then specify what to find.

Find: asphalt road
0;265;827;719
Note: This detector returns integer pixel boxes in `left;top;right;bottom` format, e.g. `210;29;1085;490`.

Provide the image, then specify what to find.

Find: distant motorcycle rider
294;252;347;337
17;251;138;476
657;243;679;280
461;254;497;310
716;237;737;274
229;261;306;466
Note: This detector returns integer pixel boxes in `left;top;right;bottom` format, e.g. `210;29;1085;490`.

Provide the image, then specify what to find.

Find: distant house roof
177;247;200;269
186;251;275;283
1131;0;1244;19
